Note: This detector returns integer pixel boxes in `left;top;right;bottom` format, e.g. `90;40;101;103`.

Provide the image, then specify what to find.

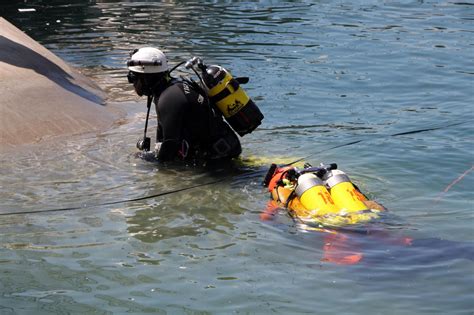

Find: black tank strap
209;78;240;103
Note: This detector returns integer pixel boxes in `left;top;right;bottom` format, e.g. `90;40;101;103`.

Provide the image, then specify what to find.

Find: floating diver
261;163;474;265
126;47;263;163
262;162;386;227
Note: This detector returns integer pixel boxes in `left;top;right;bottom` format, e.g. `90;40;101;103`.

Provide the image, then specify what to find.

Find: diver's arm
156;139;180;161
363;200;386;211
155;85;187;161
353;183;386;211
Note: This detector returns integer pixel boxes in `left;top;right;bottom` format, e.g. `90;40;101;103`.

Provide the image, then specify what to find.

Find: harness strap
209;78;240;103
284;190;297;209
273;170;298;206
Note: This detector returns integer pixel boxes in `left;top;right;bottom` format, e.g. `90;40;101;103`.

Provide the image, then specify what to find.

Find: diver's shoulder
158;81;186;100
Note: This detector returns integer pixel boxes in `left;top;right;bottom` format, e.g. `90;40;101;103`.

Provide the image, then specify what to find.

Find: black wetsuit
154;79;241;162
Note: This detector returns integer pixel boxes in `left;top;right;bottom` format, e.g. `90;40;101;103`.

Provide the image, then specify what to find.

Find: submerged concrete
0;18;116;150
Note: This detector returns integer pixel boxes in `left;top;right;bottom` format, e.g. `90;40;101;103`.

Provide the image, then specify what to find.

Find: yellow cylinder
325;170;368;212
205;65;264;136
208;72;250;118
296;174;340;216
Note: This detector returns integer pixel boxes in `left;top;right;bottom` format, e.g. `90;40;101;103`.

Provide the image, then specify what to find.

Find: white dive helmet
127;47;169;73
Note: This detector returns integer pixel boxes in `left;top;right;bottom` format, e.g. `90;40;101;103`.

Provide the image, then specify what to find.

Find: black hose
168;61;186;74
284;120;471;167
143;95;152;139
0;178;228;217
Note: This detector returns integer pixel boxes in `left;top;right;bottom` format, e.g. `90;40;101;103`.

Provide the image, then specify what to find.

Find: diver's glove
155;139;180;161
154;142;162;157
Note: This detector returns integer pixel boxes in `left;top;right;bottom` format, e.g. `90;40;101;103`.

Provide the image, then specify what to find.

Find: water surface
1;1;473;314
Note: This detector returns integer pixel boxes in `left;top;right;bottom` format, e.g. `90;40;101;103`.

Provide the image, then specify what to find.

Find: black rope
388;121;466;136
0;120;470;217
0;178;227;217
284;120;471;167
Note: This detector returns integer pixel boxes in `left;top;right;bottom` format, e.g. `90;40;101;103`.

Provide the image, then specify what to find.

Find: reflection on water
1;1;474;314
2;0;316;102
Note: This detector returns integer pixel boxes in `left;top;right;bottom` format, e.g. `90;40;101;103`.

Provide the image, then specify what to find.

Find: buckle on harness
178;140;190;158
212;138;231;156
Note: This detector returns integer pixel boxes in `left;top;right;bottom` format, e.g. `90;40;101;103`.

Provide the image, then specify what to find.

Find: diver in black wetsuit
126;47;241;162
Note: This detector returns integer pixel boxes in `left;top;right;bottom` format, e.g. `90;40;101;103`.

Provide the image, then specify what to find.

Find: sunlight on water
1;1;473;314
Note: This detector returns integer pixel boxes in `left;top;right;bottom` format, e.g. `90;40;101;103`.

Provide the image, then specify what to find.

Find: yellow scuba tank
324;169;368;212
295;173;340;216
203;65;264;136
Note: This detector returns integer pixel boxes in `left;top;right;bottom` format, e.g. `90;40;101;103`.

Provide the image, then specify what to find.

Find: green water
1;1;473;314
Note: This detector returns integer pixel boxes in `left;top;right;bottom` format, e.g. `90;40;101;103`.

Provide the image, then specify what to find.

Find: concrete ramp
0;17;116;150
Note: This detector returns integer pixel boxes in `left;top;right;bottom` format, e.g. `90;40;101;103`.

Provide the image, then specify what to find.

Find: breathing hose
144;95;152;139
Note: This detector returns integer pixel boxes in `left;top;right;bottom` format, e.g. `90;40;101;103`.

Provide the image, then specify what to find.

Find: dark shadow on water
0;35;103;104
135;151;265;180
300;221;474;269
264;206;474;273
